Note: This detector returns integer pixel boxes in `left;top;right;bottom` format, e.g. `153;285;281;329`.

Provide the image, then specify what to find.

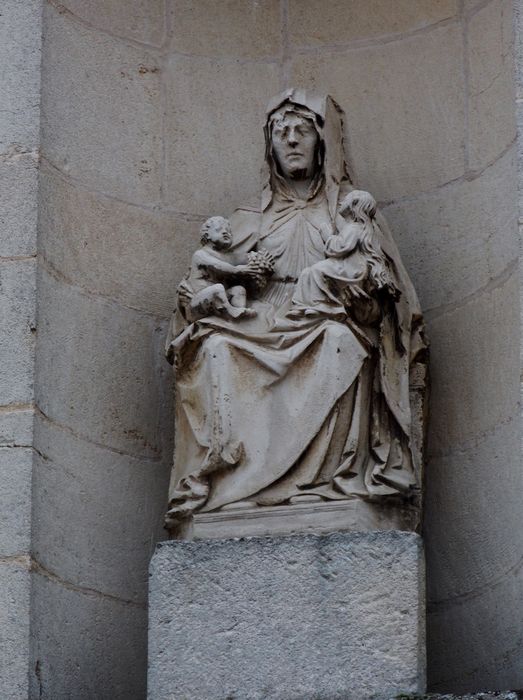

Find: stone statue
181;215;273;322
290;189;400;321
165;88;428;535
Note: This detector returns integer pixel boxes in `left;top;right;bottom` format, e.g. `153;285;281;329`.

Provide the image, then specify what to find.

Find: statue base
148;531;426;700
173;496;420;540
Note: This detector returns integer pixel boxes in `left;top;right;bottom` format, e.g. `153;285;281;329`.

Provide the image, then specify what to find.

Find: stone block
291;24;465;201
0;560;30;700
35;266;173;460
288;0;458;47
41;3;162;205
0;407;33;448
32;412;169;603
0;259;36;405
59;0;166;46
0;0;42;151
467;0;516;171
39;164;195;317
381;146;518;313
0;447;32;557
148;532;425;700
169;0;281;58
30;569;147;700
426;269;519;453
164;56;280;214
0;153;38;257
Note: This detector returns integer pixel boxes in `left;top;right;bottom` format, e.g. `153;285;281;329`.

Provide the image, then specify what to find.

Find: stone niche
151;79;429;697
26;0;523;699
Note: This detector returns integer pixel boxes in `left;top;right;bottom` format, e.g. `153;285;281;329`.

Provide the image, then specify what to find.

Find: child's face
340;202;357;222
208;220;232;250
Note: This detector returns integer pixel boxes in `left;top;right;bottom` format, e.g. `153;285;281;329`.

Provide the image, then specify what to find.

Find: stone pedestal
175;498;420;540
148;531;426;700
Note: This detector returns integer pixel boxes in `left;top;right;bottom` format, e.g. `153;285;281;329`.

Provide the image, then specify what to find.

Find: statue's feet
287;305;320;319
220;500;259;511
289;494;324;504
228;306;257;319
241;307;257;318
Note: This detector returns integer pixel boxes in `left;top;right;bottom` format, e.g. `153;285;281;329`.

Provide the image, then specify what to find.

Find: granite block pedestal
148;531;426;700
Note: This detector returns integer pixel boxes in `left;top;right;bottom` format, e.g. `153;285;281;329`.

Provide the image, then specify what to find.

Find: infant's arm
193;248;247;281
325;222;361;258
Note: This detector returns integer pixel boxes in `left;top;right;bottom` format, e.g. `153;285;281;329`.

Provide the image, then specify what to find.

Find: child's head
200;216;232;250
339;190;377;223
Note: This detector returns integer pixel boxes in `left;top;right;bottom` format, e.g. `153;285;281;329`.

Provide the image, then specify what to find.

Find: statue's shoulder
230;206;261;253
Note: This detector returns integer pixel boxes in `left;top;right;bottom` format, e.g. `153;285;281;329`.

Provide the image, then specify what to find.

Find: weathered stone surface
0;561;30;700
35;267;173;460
39;165;195;316
41;3;162;204
515;101;523;211
169;0;281;58
515;0;523;98
292;24;465;201
0;407;33;448
0;2;39;697
392;694;521;699
59;0;166;46
463;0;493;13
426;417;522;603
0;0;42;152
149;532;425;700
32;412;169;603
164;56;280;213
467;0;516;171
427;270;519;453
0;260;36;406
382;147;518;313
30;570;147;700
0;153;38;257
426;385;523;688
289;0;458;47
428;551;523;692
0;447;32;557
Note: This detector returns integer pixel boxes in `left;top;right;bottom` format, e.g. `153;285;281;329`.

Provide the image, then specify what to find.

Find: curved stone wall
33;0;522;697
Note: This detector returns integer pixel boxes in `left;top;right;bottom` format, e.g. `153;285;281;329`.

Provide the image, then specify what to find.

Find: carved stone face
206;217;232;250
270;112;318;179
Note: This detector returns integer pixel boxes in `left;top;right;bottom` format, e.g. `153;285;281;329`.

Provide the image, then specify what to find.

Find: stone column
0;1;42;698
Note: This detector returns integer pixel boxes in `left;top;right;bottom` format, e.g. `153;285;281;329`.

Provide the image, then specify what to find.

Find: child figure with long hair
290;190;399;324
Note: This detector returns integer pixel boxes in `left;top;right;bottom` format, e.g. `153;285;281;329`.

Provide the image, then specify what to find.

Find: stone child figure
184;216;258;322
291;190;399;322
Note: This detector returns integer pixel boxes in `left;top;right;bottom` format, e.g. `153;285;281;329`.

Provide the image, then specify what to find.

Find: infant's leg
293;259;340;306
226;285;256;318
188;283;233;321
227;284;256;318
228;285;247;308
189;283;256;320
